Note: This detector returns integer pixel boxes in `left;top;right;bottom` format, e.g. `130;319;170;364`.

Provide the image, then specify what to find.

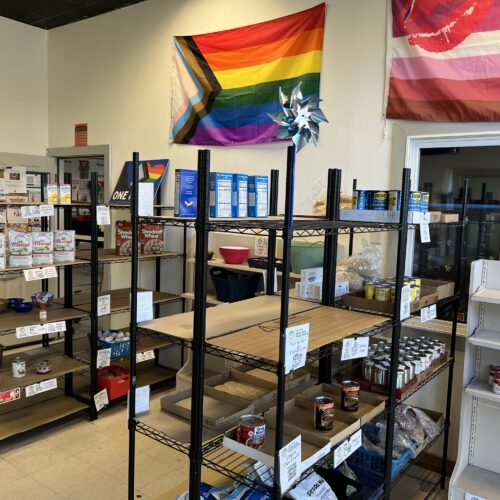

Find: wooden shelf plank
465;380;500;404
471;287;500;304
181;292;223;306
0;259;88;274
469;328;500;350
454;465;500;498
0;395;87;440
75;248;182;264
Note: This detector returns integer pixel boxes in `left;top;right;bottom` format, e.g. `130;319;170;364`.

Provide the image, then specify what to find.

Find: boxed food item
140;223;165;254
248;175;268;217
441;213;459;223
115;220;134;256
32;232;54;254
174;169;197;217
54;230;75;251
33;253;54;265
53;250;75;263
58;184;71;204
231;174;248;218
8;230;32;255
209;172;232;218
429;211;441;223
9;254;32;268
46;184;59;204
0;232;5;256
6;207;28;224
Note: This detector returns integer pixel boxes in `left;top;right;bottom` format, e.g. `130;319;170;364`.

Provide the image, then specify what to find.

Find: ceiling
0;0;147;30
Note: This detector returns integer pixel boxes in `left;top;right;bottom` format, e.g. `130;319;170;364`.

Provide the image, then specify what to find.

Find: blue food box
174;169;197;217
248;176;268;218
232;174;248;218
210;172;233;218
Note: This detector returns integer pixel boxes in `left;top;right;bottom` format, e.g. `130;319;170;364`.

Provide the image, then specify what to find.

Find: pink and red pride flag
386;0;500;122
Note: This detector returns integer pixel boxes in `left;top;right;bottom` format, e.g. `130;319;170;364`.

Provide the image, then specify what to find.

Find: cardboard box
231;174;248;218
301;267;323;284
46;184;58;204
174;169;197;217
58;184;71;204
429;211;442;223
340;209;428;224
209;172;232;218
441;213;459;223
421;278;454;300
248;175;268;217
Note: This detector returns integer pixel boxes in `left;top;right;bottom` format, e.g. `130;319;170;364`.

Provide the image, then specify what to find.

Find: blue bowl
14;302;33;313
8;298;24;309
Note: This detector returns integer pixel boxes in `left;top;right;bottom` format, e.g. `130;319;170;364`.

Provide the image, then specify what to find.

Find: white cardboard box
340;209;429;224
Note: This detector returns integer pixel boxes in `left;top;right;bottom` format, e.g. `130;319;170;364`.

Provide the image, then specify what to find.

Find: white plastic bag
286;472;338;499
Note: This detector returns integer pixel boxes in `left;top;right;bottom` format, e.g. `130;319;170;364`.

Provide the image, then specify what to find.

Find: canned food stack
488;364;500;395
352;190;429;212
362;336;446;389
365;276;421;303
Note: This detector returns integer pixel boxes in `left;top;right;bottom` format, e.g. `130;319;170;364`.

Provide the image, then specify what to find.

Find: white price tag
97;294;111;317
42;266;58;278
279;434;301;493
23;266;58;281
20;204;54;218
285;323;309;375
334;429;362;468
135;385;150;415
25;378;58;398
138;183;154;217
137;291;153;323
16;320;66;338
96;205;111;225
94;388;109;412
136;350;155;363
400;285;411;320
420;222;431;243
96;348;112;369
254;236;268;257
341;336;369;361
420;304;437;323
44;320;66;333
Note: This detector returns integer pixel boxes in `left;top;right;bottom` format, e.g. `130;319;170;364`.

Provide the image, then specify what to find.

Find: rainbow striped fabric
386;0;500;122
171;4;325;145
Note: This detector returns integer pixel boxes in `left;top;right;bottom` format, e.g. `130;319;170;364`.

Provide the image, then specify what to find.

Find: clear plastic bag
396;405;426;447
336;268;363;291
339;242;383;282
413;407;440;440
311;178;352;216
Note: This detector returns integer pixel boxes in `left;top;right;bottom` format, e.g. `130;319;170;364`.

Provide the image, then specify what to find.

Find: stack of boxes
295;267;350;301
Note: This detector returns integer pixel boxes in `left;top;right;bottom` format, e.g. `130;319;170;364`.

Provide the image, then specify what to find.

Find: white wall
0;17;48;155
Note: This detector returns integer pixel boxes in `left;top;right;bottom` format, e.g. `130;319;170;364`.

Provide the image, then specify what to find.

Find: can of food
375;285;391;302
314;396;335;431
489;365;500;385
409;191;421;211
404;360;415;380
494;377;500;395
341;381;360;412
407;356;421;375
370;191;389;210
363;360;374;382
388;190;401;211
418;352;428;370
36;360;52;375
420;192;429;212
374;365;388;386
353;190;369;210
237;415;266;449
365;282;376;300
12;357;26;378
388;285;396;302
397;370;405;389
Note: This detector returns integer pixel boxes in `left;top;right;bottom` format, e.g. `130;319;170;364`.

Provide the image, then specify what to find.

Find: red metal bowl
219;246;250;265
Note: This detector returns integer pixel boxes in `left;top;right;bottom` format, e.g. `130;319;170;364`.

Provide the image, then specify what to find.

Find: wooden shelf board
136;364;177;387
471;287;500;304
0;395;87;440
140;295;319;341
181;292;223;306
0;259;88;274
75;248;182;264
0;355;87;392
469;328;500;349
454;465;500;498
465;380;500;404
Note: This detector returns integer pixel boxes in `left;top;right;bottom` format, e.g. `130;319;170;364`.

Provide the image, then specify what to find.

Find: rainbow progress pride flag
171;4;325;145
386;0;500;122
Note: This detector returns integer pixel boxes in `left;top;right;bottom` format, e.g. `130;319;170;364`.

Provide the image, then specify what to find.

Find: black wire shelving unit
126;148;467;499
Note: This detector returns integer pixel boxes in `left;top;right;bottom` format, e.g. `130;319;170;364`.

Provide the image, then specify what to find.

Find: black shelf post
349;178;357;256
189;149;211;498
266;169;279;295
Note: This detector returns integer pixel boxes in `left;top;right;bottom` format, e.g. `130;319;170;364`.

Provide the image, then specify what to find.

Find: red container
97;365;130;400
219;246;250;265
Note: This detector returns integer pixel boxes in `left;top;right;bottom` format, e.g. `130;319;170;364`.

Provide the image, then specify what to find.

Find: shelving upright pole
440;179;468;488
154;190;162;318
128;152;140;500
319;168;341;384
266;169;279;295
189;149;210;498
383;168;411;498
273;145;295;499
349;178;357;256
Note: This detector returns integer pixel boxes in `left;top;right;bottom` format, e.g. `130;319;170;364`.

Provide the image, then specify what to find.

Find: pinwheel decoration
268;82;328;153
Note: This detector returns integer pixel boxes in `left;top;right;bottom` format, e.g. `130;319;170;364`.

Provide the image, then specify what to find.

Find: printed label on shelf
97;294;111;317
0;388;21;405
333;429;362;468
341;336;369;361
284;323;309;375
94;388;109;412
254;235;268;257
20;204;54;219
25;378;58;398
136;350;155;363
420;222;431;243
135;385;150;415
96;205;111;225
138;183;154;217
279;434;301;493
136;291;153;323
23;266;58;281
16;320;66;338
465;493;486;500
400;285;411;320
420;304;437;323
96;348;112;369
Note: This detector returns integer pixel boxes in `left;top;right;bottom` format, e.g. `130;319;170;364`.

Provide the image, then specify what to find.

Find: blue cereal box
174;169;197;217
232;174;248;218
210;172;233;218
248;176;268;217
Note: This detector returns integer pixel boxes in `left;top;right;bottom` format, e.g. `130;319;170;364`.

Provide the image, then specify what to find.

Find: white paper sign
400;285;411;320
97;294;111;317
25;378;58;398
16;320;66;338
96;205;111;225
23;266;58;281
96;348;112;369
341;336;370;361
279;434;301;493
94;388;109;412
420;222;431;243
137;291;153;323
136;385;150;415
465;493;486;500
333;429;362;468
20;204;54;218
137;350;155;363
138;183;154;217
254;236;268;257
285;323;309;375
420;304;437;323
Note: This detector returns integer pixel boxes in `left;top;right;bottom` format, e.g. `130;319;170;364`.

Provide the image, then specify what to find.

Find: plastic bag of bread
339;242;383;281
336;268;363;291
312;178;352;216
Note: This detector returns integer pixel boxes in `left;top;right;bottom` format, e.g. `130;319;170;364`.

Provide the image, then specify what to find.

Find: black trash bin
210;267;260;303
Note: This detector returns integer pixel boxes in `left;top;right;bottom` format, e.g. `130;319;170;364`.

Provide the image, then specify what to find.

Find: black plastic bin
210;267;260;303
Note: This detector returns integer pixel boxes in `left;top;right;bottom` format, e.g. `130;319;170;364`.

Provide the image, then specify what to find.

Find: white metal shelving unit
450;259;500;499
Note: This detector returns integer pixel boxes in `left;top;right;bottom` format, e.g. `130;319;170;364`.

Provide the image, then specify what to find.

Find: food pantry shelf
0;259;88;275
75;248;183;264
453;465;500;499
468;328;500;350
181;292;224;306
465;380;500;404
